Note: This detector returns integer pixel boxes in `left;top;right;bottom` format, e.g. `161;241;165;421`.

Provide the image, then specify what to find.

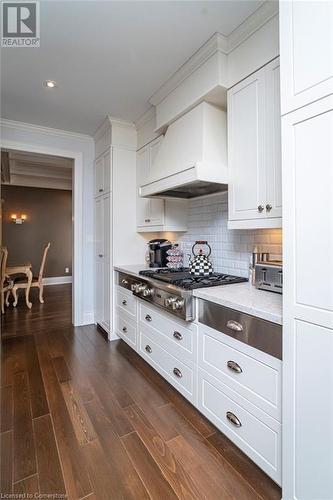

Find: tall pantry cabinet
280;1;333;499
94;117;144;339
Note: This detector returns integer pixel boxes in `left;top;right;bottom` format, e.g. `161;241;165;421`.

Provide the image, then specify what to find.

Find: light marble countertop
193;282;282;325
114;264;149;278
114;265;282;325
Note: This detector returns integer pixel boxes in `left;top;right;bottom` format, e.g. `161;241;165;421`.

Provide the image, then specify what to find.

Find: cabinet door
95;194;111;333
136;138;165;228
103;148;111;194
136;146;150;226
228;68;266;221
265;58;282;218
280;0;333;115
103;260;111;332
95;156;104;196
95;196;104;260
282;96;333;499
95;260;104;326
147;137;165;226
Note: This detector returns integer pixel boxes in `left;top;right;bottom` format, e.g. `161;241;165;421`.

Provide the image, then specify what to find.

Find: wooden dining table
6;264;33;309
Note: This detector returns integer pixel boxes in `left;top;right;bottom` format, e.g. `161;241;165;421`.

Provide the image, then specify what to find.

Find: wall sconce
11;214;27;224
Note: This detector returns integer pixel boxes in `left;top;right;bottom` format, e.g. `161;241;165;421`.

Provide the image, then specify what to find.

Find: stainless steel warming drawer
198;300;282;359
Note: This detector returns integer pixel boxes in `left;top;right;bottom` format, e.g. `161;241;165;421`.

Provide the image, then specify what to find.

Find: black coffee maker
148;239;172;268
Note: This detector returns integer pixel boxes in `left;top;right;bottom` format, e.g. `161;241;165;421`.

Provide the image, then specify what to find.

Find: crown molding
107;115;135;129
149;1;278;106
94;115;135;140
150;32;227;106
134;106;155;130
0;118;94;142
227;0;279;52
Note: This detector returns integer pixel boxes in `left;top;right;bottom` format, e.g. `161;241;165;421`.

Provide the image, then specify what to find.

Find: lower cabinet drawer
198;324;281;420
140;302;196;358
115;309;137;349
198;368;281;485
139;329;196;404
116;287;137;318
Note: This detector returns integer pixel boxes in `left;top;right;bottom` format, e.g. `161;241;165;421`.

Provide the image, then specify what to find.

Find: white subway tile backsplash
165;193;282;278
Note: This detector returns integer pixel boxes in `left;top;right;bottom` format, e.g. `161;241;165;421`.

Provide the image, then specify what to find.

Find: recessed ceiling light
44;80;57;88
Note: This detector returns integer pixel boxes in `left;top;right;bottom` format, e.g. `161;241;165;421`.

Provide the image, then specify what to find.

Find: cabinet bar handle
145;314;152;322
173;331;183;341
227;360;242;373
226;320;243;332
145;345;152;353
122;326;127;333
226;411;242;427
122;299;127;306
173;367;182;378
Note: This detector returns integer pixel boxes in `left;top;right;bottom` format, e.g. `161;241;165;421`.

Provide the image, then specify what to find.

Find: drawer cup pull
173;331;183;341
122;299;127;306
227;360;242;373
226;411;242;428
122;326;127;333
226;320;243;332
173;367;182;378
145;314;152;322
145;345;152;354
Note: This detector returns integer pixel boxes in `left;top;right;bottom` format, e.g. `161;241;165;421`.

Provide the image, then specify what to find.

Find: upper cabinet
279;0;333;115
228;58;282;229
95;148;111;197
137;137;165;228
136;136;187;232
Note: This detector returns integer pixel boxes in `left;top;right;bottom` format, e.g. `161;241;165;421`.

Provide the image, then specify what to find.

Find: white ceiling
1;0;263;135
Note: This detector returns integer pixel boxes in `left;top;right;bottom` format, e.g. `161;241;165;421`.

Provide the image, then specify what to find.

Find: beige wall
2;185;72;278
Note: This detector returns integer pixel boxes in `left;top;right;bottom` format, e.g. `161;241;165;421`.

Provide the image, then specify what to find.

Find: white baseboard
43;276;72;286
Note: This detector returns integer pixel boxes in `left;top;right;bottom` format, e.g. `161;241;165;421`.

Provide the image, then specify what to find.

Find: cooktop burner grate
139;268;248;290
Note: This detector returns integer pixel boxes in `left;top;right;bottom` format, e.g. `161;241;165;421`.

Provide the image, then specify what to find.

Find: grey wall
2;185;72;278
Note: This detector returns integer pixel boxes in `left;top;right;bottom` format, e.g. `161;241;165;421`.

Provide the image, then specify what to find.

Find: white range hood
140;102;228;199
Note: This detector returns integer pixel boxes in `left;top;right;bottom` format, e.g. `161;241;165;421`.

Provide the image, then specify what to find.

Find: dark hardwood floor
0;284;282;499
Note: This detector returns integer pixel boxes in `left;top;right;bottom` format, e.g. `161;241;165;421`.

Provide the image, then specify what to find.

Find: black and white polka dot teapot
189;241;213;277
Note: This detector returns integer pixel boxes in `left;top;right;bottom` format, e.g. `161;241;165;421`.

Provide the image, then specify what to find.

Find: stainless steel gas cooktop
139;268;247;290
118;269;247;321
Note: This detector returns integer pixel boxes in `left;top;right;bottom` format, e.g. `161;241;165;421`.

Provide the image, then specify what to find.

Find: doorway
1;149;76;334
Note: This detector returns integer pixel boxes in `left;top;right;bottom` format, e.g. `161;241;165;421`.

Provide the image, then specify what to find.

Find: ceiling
1;0;264;136
2;150;73;190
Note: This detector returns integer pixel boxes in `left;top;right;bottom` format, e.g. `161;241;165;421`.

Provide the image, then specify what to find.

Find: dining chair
1;247;13;314
11;242;51;306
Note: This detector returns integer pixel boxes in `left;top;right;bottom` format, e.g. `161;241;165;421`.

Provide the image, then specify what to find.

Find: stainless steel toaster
254;261;283;294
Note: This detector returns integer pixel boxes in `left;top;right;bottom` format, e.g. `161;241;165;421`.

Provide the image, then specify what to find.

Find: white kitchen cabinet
94;117;147;340
137;137;165;228
137;136;187;232
282;95;333;500
95;148;111;197
95;193;111;333
228;58;282;229
115;272;283;482
197;368;281;484
280;0;333;116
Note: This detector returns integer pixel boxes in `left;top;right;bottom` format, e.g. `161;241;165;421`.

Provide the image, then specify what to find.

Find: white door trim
1;139;83;326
